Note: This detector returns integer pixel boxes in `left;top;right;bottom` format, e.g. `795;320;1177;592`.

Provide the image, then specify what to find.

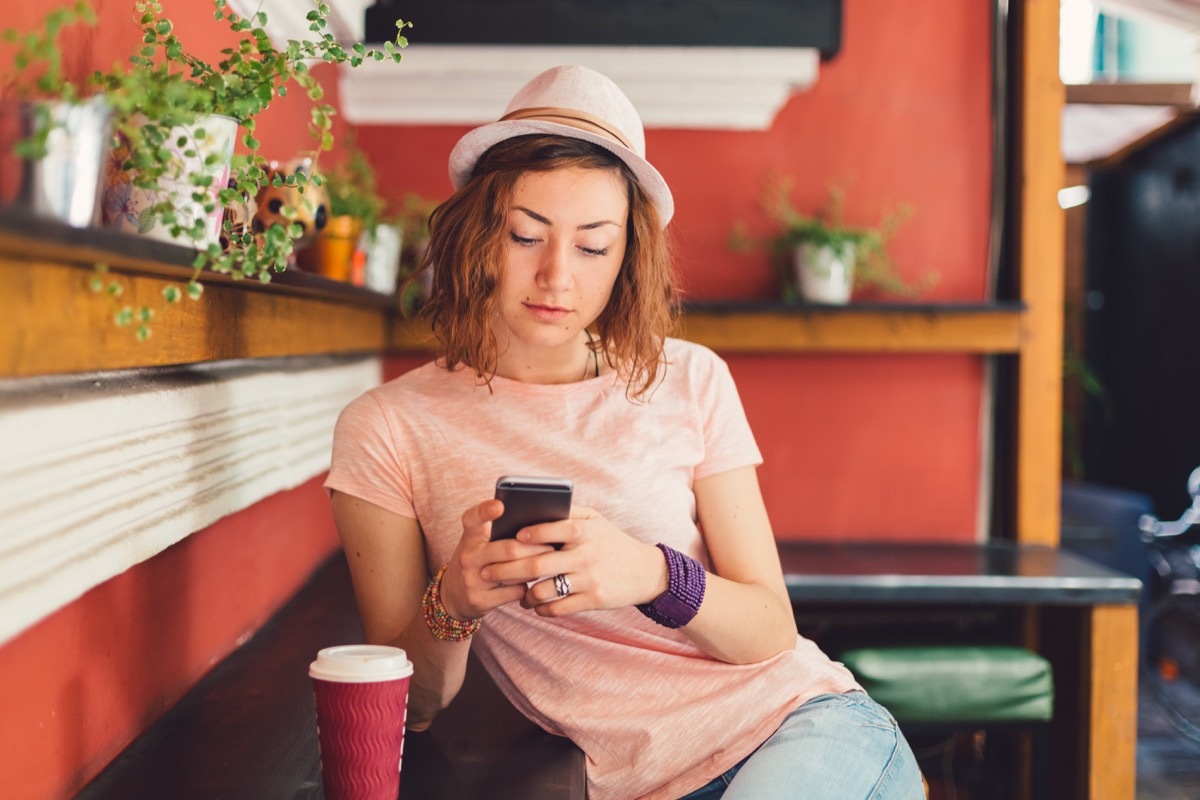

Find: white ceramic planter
102;114;238;249
793;242;856;304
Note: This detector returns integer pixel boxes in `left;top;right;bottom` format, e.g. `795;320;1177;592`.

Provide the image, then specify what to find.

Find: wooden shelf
0;216;394;378
676;301;1024;354
389;301;1026;355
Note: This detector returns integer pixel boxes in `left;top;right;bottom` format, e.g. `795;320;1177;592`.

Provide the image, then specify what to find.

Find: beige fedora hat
447;65;675;226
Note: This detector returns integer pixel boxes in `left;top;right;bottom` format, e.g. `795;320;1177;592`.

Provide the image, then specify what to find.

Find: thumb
463;498;505;542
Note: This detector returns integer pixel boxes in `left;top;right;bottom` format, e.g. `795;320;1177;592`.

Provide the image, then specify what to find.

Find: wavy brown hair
407;134;678;399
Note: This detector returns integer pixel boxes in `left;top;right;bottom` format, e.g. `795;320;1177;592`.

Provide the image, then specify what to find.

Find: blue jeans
679;691;924;800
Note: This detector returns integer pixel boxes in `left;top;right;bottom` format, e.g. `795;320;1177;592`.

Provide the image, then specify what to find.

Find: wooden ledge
0;214;395;378
676;301;1025;354
390;301;1026;355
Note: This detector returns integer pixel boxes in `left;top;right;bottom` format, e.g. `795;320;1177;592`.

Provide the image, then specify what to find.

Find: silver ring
553;573;571;598
496;580;506;588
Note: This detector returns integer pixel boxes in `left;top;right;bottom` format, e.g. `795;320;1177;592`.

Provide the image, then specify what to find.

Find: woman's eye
580;246;610;257
509;232;538;246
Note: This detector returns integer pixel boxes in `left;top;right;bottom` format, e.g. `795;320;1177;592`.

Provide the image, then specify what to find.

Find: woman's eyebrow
513;205;622;230
513;205;551;225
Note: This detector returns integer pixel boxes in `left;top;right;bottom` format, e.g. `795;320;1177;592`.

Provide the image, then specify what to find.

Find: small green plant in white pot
734;179;935;305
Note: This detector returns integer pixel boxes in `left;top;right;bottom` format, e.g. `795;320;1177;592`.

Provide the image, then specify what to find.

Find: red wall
367;0;993;539
0;478;339;800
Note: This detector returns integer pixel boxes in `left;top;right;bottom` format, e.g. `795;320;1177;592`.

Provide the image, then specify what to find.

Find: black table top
777;541;1143;605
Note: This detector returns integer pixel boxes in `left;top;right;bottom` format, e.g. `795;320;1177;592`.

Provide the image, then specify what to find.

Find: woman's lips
524;303;570;322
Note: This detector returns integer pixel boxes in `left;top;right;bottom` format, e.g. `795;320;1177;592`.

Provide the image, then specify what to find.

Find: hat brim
448;119;675;227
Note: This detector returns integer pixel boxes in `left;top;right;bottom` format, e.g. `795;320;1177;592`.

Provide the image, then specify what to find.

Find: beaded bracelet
422;564;482;642
636;543;706;628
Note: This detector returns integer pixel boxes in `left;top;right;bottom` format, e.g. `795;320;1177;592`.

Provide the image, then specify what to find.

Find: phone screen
492;476;573;540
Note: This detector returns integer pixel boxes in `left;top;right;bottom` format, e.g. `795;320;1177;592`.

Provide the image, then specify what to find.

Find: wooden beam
1086;604;1139;800
1015;0;1066;545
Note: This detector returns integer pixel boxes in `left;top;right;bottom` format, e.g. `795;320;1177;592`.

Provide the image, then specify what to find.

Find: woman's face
493;165;628;358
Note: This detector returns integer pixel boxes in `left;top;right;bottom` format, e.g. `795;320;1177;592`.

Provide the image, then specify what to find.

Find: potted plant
0;2;112;227
298;135;386;282
95;0;410;303
733;178;935;305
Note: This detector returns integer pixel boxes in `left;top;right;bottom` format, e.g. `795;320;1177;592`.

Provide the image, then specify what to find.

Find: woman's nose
536;243;572;291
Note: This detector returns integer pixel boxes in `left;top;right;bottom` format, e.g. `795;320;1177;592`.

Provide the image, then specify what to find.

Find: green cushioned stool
839;645;1054;800
839;645;1054;724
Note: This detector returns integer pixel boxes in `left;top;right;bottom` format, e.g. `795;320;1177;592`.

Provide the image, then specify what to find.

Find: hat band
498;106;635;152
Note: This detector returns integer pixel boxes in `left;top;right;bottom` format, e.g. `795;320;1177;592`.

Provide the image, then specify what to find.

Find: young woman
325;65;923;800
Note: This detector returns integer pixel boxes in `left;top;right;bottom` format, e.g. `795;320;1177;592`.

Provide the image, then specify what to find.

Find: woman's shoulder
662;336;709;359
662;337;728;376
371;360;463;401
639;339;734;405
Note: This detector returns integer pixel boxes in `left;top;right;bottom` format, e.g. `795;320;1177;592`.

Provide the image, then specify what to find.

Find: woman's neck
493;331;599;385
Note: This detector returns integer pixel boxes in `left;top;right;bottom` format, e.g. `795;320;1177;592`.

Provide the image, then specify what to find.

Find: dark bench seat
75;553;586;800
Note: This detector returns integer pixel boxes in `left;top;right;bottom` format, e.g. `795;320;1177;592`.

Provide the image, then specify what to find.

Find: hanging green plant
86;0;410;333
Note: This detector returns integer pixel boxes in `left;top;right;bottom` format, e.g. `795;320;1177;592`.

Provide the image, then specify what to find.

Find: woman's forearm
678;572;798;664
372;612;473;731
682;467;800;664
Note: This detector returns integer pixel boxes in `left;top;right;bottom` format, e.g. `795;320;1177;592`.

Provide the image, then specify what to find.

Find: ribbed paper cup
309;645;414;800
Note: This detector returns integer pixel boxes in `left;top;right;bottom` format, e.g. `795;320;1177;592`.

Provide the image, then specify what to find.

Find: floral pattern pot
102;114;237;250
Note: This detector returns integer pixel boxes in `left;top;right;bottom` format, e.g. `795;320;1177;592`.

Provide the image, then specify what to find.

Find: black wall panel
366;1;842;56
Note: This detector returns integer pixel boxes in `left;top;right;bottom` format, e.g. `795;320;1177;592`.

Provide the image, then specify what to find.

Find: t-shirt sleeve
324;390;416;518
693;349;764;480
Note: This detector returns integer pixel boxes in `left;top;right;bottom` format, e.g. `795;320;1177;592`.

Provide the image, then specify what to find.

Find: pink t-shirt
325;338;858;800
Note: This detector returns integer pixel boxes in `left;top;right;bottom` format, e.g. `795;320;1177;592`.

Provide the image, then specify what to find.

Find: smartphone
491;476;574;540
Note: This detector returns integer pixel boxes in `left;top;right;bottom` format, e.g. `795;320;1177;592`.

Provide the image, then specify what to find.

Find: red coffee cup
309;644;414;800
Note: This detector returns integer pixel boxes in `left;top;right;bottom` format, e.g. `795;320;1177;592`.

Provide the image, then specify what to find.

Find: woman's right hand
332;492;557;729
437;498;557;621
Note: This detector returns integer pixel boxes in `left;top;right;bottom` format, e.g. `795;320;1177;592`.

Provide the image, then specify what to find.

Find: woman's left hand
479;506;668;617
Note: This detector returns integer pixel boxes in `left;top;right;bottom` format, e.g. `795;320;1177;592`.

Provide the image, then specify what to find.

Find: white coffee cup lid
309;644;414;683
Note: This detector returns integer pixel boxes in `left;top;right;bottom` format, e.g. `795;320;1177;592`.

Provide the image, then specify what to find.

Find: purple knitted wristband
636;543;706;628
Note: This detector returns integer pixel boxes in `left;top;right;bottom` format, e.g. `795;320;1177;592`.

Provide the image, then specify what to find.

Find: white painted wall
0;356;381;644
